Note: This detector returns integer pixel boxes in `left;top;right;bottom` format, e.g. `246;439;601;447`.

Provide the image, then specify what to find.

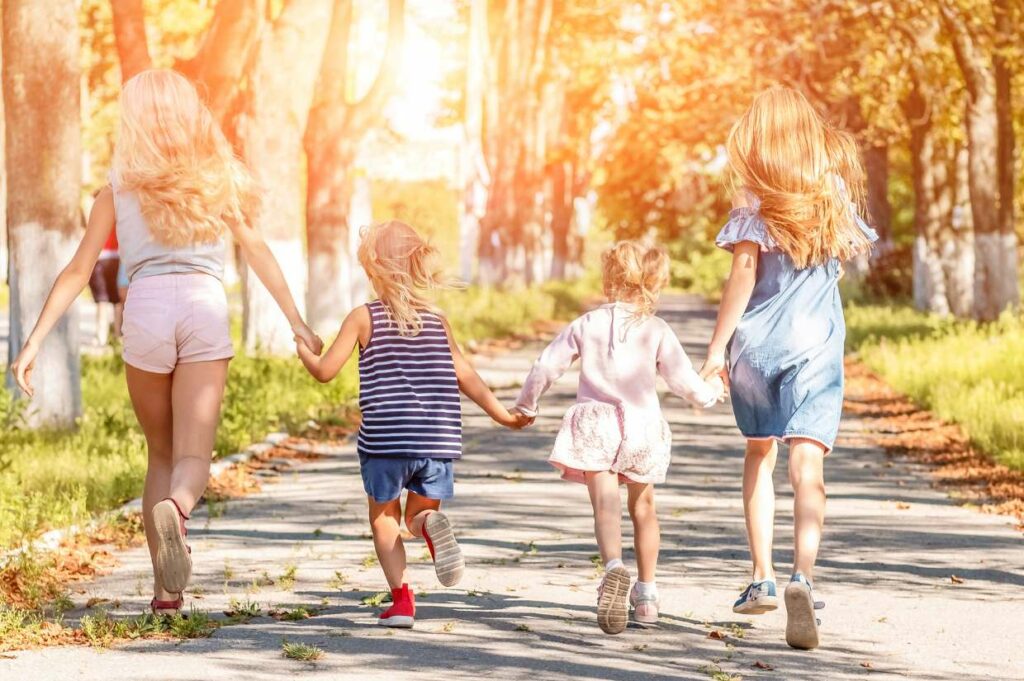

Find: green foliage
282;640;324;661
667;244;732;302
847;305;1024;470
79;606;215;647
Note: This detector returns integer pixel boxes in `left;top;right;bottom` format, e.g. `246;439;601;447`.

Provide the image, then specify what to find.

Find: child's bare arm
441;318;526;429
701;241;759;379
297;306;369;383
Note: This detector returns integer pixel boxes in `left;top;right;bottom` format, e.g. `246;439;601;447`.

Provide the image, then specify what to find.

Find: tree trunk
3;0;83;426
459;0;489;283
905;82;950;315
993;0;1019;311
235;0;333;354
549;159;572;280
303;0;404;331
943;143;976;318
110;0;152;81
863;141;891;246
942;5;1007;319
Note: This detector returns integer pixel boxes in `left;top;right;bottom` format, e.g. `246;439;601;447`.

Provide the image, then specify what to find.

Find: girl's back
357;300;461;460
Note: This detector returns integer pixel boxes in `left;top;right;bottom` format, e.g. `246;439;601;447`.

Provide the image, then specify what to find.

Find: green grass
0;281;590;551
282;640;324;661
846;304;1024;471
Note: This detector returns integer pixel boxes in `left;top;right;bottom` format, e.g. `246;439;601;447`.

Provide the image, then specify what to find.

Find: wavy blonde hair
111;69;256;247
358;221;457;336
727;86;871;268
602;241;669;318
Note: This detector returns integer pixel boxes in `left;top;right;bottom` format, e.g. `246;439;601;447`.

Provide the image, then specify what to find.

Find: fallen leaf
708;630;726;640
895;502;911;510
860;661;874;669
753;660;774;670
950;574;965;584
85;597;108;608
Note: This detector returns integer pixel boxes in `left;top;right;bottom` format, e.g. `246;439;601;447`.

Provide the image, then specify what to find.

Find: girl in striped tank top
296;220;529;628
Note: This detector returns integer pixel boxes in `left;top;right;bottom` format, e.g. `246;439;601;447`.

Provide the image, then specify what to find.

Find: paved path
3;296;1022;681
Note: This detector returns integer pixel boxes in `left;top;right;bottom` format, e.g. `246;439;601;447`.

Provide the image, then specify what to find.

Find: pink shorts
121;273;234;374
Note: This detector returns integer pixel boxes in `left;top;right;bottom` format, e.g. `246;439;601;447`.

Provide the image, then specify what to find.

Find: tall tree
304;0;405;330
235;0;333;353
110;0;151;81
992;0;1020;312
4;0;83;425
941;3;1014;319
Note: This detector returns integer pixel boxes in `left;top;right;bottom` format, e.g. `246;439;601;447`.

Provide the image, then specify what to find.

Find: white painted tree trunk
3;0;82;426
348;175;372;307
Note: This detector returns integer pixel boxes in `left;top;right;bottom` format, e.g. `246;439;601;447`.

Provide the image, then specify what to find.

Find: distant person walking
700;87;877;650
10;69;322;616
87;217;121;345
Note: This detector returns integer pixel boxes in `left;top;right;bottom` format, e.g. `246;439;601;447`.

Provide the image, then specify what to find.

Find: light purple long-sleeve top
515;302;721;417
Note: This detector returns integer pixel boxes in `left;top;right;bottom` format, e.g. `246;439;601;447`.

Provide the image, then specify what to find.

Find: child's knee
745;439;777;465
629;493;656;521
788;444;824;489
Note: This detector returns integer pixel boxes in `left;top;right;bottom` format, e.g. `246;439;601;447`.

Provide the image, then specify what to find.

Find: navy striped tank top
357;300;462;459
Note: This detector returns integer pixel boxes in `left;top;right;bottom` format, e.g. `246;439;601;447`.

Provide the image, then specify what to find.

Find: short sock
605;558;625;572
635;580;657;597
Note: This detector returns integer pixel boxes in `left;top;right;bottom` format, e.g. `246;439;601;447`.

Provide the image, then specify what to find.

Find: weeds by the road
282;640;324;662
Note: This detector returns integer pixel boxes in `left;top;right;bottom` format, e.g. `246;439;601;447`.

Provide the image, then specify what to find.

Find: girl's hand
10;342;39;397
509;407;535;429
705;375;728;402
699;348;727;382
292;322;324;356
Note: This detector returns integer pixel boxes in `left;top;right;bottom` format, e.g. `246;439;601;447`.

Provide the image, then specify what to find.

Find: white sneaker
629;583;659;624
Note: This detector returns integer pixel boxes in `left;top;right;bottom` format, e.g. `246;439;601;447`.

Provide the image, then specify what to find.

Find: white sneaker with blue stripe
732;579;778;614
785;573;825;650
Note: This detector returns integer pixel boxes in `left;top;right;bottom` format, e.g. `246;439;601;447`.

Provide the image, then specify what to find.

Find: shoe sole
378;616;414;628
153;500;191;594
425;512;464;587
597;567;630;635
784;582;819;650
733;595;778;615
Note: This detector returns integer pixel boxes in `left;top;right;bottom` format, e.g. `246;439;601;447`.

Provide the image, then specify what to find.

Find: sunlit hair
602;241;669;318
111;69;256;247
727;86;871;268
357;220;457;336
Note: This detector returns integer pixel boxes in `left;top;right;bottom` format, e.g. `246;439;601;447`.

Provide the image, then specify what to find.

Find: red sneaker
378;584;415;628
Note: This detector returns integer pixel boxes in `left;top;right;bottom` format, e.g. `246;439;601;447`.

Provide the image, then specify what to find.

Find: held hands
10;342;38;397
498;406;535;430
699;348;729;401
292;322;324;356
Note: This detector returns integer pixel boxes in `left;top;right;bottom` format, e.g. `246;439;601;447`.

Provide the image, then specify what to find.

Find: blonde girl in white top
11;69;322;615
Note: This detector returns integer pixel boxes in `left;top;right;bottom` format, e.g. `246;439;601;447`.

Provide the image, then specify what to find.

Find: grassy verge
0;280;592;552
845;304;1024;471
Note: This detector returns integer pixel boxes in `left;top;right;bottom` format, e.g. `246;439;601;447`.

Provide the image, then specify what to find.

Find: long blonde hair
111;69;255;247
358;221;456;336
727;87;870;268
602;241;669;318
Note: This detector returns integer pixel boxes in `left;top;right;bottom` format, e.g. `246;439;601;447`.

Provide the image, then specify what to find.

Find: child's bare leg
368;497;407;588
586;471;622;565
404;492;441;538
788;439;826;579
626;483;658;583
743;439;778;581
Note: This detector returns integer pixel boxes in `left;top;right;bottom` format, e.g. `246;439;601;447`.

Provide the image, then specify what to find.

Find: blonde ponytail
357;221;458;336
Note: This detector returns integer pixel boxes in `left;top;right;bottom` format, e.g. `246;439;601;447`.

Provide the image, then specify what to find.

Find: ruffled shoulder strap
852;209;879;243
715;207;776;253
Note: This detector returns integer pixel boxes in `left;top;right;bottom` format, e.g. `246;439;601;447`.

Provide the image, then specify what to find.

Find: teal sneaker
785;573;825;650
733;579;778;614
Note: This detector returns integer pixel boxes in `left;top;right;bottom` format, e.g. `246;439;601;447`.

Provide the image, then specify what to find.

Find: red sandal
150;594;184;616
153;498;192;594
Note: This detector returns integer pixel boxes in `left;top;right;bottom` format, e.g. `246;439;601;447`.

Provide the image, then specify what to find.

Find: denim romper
715;199;877;451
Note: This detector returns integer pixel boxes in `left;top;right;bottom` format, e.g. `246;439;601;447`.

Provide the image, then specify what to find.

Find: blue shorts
358;454;454;503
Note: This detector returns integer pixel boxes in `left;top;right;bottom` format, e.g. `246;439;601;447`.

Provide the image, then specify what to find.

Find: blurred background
0;1;1021;550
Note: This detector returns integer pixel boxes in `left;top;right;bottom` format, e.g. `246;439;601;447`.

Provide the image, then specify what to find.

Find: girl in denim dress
700;87;877;650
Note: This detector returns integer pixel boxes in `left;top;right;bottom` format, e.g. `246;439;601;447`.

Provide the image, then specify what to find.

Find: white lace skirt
549;401;672;485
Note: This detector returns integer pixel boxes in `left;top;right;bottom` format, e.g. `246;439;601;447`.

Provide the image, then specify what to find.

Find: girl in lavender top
515;241;724;634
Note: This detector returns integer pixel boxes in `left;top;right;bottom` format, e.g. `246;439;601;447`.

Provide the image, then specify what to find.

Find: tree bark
863;142;891;246
3;0;83;425
459;0;489;283
304;0;405;330
992;0;1020;311
110;0;152;81
941;5;1007;319
235;0;333;354
177;0;264;125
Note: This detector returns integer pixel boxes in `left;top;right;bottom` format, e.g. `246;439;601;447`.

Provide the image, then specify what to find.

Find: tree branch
110;0;152;81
